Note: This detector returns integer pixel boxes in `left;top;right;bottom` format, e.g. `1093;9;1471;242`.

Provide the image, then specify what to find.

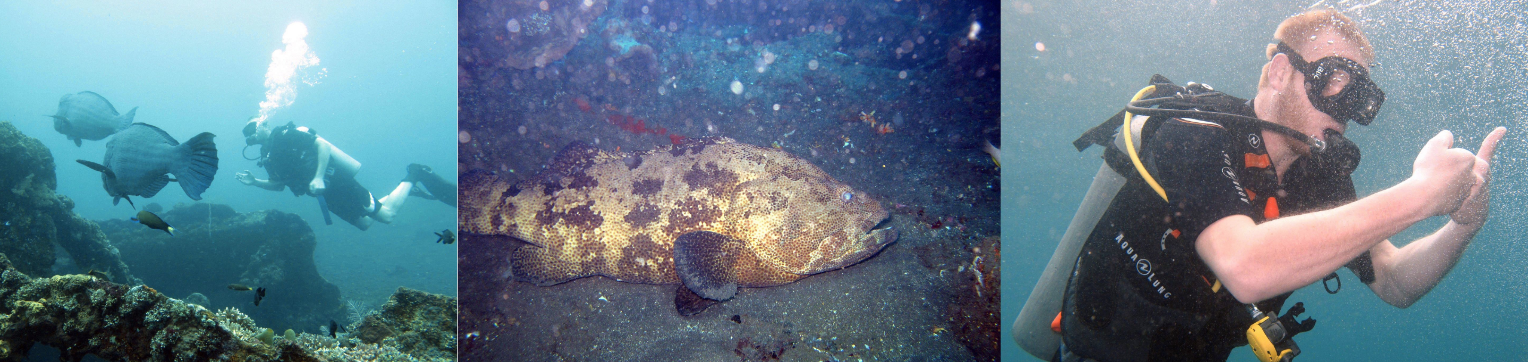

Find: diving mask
242;117;263;146
1275;42;1385;126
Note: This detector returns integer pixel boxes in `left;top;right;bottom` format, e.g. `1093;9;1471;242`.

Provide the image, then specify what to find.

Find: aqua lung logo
1115;232;1172;299
1248;134;1262;149
1222;153;1249;204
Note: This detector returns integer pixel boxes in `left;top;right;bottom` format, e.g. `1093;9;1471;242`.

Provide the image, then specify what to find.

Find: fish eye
841;191;853;202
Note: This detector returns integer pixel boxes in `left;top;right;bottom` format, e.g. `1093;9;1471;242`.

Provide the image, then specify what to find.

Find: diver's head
1258;9;1379;151
243;116;271;145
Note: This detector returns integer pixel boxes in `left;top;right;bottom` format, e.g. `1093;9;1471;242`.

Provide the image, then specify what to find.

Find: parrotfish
77;123;218;208
49;91;136;146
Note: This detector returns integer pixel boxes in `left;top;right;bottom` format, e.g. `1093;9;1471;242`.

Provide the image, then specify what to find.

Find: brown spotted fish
460;137;897;314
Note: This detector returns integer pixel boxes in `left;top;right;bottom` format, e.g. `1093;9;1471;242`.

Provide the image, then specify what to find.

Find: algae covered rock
0;121;136;284
99;203;345;333
0;253;315;361
352;287;457;361
0;253;438;361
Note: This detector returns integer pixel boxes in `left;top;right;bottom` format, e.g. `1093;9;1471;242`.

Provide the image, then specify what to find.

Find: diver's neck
1252;95;1300;184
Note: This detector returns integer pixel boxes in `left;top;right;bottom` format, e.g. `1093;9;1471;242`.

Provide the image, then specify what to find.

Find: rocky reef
0;253;453;361
98;203;344;334
353;287;457;361
461;0;610;70
0;121;137;286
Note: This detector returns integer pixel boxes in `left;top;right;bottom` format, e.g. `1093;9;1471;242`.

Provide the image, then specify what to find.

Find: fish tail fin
165;226;175;236
118;107;137;132
174;132;219;200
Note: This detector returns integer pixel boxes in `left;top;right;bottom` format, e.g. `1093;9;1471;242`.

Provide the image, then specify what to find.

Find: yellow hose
1123;85;1168;202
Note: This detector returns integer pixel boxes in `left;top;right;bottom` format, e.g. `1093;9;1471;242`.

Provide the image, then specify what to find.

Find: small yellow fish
132;210;174;236
227;284;253;291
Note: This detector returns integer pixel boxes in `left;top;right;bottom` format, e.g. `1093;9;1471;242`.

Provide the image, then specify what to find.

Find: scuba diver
1014;9;1506;362
234;117;457;230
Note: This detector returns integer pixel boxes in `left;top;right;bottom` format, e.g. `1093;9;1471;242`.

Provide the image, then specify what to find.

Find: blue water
0;0;458;314
1004;1;1528;361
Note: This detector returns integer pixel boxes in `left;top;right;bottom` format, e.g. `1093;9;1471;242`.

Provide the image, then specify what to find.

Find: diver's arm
236;170;285;191
1365;127;1503;308
310;137;332;194
1198;130;1480;303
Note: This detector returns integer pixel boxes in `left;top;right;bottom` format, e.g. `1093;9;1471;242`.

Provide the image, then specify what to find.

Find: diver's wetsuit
1061;109;1375;362
262;123;376;227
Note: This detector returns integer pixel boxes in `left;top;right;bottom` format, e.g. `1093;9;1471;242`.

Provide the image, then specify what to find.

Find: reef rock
0;253;439;362
0;121;137;285
461;0;609;69
352;287;457;361
99;203;344;333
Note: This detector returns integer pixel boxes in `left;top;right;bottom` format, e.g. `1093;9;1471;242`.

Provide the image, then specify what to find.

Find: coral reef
0;121;137;285
0;253;445;361
98;203;345;333
352;287;457;362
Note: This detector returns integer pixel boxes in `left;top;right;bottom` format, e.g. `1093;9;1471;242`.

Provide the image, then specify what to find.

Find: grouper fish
460;137;898;315
49;91;136;147
77;123;218;208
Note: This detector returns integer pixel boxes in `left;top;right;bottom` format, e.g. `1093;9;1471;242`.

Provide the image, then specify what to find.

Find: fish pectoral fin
75;160;115;179
675;284;722;316
673;230;742;302
73;137;82;147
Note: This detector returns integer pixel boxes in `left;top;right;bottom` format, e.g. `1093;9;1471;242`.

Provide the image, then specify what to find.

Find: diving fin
406;163;456;206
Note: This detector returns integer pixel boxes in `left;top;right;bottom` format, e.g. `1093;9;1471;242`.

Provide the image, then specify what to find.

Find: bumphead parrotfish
49;91;136;147
77;123;218;208
460;137;898;315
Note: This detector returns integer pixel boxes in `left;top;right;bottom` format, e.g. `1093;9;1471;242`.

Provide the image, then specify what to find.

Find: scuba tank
1014;75;1353;360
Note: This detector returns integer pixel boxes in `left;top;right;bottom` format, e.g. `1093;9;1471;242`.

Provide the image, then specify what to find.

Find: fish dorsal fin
545;141;616;178
129;123;179;145
673;230;742;302
78;91;121;116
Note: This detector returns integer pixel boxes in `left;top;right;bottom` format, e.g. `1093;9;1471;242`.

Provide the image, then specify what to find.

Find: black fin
174;132;218;200
408;164;457;206
675;284;721;316
673;230;741;301
76;159;113;176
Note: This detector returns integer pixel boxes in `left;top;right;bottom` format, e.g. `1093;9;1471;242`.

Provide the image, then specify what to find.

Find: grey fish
49;91;136;147
76;123;218;207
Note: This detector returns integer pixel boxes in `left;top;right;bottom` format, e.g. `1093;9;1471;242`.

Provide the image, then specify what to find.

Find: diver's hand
236;170;256;186
1409;130;1479;217
310;178;326;195
1450;127;1506;225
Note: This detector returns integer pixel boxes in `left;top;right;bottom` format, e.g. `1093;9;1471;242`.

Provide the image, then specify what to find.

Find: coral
0;121;137;285
0;254;441;362
99;203;345;333
351;287;457;362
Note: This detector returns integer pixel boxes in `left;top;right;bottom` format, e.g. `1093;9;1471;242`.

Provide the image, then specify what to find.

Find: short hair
1267;8;1374;63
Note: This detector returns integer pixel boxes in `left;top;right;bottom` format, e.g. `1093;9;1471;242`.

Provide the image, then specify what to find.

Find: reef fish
460;137;898;314
49;91;136;147
227;284;253;291
76;123;218;208
131;210;175;235
254;287;267;306
435;229;455;244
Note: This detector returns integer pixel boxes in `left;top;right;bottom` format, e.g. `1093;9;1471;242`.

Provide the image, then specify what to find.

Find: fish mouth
869;215;893;231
